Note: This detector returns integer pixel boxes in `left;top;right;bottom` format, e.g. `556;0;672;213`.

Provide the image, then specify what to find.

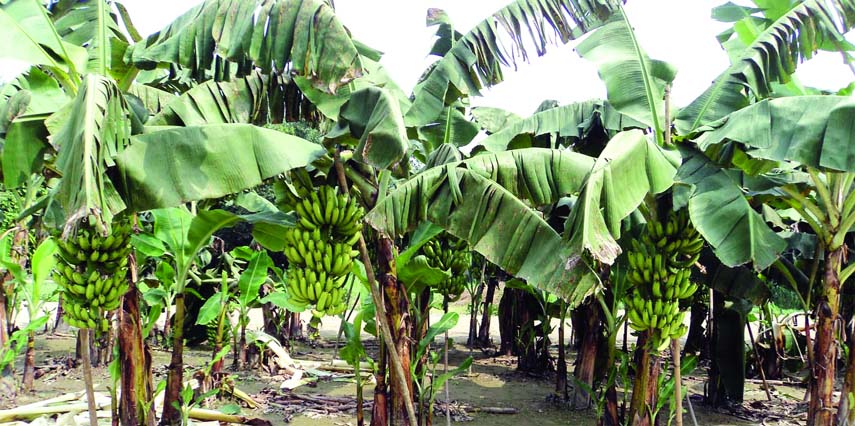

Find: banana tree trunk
809;247;844;426
377;237;413;425
574;300;602;409
556;308;567;400
477;276;499;347
683;298;708;357
467;282;483;347
161;294;186;425
119;264;155;426
837;326;855;425
1;227;28;374
22;330;35;391
629;332;658;426
371;336;389;426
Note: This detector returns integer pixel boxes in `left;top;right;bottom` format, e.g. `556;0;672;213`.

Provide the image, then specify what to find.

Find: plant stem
22;330;35;391
444;297;451;426
745;323;772;401
80;329;98;426
672;338;683;426
161;294;186;425
333;150;418;426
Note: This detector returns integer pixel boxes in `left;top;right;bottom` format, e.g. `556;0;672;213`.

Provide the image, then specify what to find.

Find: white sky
3;0;855;116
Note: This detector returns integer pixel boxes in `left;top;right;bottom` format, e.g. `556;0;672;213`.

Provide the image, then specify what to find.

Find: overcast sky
4;0;855;116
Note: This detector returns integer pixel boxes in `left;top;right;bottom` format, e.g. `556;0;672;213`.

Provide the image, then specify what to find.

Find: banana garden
0;0;854;425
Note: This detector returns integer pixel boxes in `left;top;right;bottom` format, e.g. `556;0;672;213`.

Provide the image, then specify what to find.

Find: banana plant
692;95;855;425
230;247;273;368
0;236;57;391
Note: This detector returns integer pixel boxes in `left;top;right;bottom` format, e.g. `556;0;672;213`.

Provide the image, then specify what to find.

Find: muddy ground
0;310;806;426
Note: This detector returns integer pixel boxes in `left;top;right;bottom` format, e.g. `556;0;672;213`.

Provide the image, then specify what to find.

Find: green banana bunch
207;316;233;346
622;209;704;351
284;185;364;317
421;234;471;299
53;219;133;332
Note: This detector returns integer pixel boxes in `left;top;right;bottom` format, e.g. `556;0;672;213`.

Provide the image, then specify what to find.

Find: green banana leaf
675;0;855;134
327;86;408;170
238;250;273;307
127;83;177;115
565;130;680;265
365;152;591;299
126;0;361;93
474;99;643;153
49;0;130;79
0;0;87;75
404;0;620;126
425;144;463;169
1;67;70;117
470;106;522;134
576;10;676;143
695;96;855;173
114;124;325;212
53;74;133;233
416;106;479;154
147;71;269;126
152;207;242;293
2;115;49;189
293;54;411;121
676;148;786;270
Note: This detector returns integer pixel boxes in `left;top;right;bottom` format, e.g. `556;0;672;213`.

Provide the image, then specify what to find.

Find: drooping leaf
127;83;176;115
470;106;522;134
565;130;680;264
675;0;855;134
405;0;620;126
115;124;325;212
416;106;479;153
695;96;855;172
126;0;362;93
425;144;463;169
53;74;133;233
676;148;786;270
576;10;677;142
365;162;582;299
475;99;643;152
327;86;408;169
147;71;268;126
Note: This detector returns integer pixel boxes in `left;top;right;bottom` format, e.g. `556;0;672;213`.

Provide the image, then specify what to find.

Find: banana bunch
62;296;110;331
284;185;363;317
207;317;233;346
623;209;703;349
292;186;364;239
53;220;133;332
421;235;471;298
625;289;688;338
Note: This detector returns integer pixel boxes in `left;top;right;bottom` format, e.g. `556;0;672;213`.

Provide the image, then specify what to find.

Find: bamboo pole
672;338;683;426
80;330;98;426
